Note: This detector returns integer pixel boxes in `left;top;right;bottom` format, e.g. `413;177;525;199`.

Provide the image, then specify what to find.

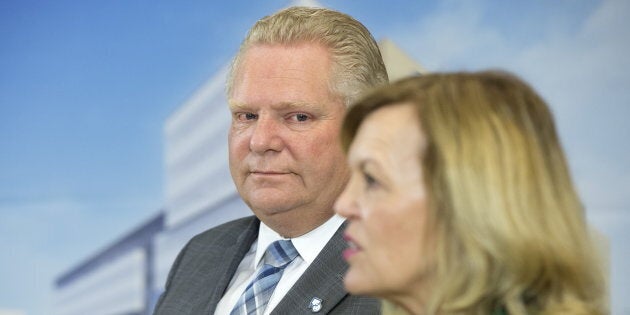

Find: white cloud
0;199;87;315
395;0;509;70
0;197;158;315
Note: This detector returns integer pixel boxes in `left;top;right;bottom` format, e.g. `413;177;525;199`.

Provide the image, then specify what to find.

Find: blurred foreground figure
335;71;606;315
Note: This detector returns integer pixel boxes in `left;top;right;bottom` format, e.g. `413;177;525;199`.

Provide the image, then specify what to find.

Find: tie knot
264;240;298;268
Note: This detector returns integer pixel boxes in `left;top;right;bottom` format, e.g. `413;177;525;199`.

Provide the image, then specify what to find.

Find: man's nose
249;116;284;154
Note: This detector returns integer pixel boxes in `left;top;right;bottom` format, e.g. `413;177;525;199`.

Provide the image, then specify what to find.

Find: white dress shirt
214;214;345;315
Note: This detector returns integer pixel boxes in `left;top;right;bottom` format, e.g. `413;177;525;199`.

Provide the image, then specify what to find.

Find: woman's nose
334;176;360;219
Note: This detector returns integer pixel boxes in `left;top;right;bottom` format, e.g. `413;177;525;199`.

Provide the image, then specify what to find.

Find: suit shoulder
331;294;381;314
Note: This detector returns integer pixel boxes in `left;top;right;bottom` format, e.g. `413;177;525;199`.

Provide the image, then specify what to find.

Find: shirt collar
255;214;346;266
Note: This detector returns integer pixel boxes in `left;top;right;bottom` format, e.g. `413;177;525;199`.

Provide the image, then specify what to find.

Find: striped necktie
230;240;299;315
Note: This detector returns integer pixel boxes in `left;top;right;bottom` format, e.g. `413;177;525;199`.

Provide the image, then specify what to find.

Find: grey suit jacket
154;216;380;314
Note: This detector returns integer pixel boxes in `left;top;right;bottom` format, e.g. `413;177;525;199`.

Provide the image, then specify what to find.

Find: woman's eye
363;172;379;188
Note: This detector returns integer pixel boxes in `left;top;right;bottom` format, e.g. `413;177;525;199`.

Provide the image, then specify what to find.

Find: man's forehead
228;100;327;111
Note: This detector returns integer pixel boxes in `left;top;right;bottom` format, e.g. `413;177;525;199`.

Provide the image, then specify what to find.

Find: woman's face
335;102;433;301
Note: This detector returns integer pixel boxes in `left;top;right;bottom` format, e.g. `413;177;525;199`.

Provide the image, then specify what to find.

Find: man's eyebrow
228;101;247;111
227;101;323;111
278;101;322;111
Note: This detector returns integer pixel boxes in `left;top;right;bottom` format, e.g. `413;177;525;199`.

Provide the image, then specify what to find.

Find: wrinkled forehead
229;44;342;109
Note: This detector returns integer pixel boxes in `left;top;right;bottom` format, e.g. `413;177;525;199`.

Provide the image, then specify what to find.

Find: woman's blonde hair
226;6;388;107
342;71;606;315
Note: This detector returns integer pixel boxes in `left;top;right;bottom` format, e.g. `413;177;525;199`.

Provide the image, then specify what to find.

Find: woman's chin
343;268;377;296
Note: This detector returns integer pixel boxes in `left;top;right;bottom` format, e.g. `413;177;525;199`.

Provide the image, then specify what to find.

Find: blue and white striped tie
230;240;299;315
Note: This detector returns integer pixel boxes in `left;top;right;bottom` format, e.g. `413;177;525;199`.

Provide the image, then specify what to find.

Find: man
154;6;388;315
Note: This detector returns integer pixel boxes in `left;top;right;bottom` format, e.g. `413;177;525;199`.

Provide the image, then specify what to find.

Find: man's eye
237;112;258;121
289;113;310;122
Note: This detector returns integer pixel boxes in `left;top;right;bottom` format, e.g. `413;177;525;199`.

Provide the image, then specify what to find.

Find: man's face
228;43;349;236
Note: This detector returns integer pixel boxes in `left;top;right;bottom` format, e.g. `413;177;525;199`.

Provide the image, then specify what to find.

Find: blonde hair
342;72;606;315
226;6;388;107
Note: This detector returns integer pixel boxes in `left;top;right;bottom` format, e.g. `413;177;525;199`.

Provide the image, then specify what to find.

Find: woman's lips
343;233;362;260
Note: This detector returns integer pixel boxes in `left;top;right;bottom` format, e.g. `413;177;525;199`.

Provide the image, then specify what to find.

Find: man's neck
260;211;335;238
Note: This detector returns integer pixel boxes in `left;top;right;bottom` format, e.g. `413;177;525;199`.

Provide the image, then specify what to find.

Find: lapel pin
308;297;323;313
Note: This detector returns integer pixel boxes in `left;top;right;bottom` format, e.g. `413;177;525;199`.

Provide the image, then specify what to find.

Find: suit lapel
271;222;349;314
193;217;260;314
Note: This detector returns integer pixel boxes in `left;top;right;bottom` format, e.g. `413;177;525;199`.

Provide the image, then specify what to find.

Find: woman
334;71;606;315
